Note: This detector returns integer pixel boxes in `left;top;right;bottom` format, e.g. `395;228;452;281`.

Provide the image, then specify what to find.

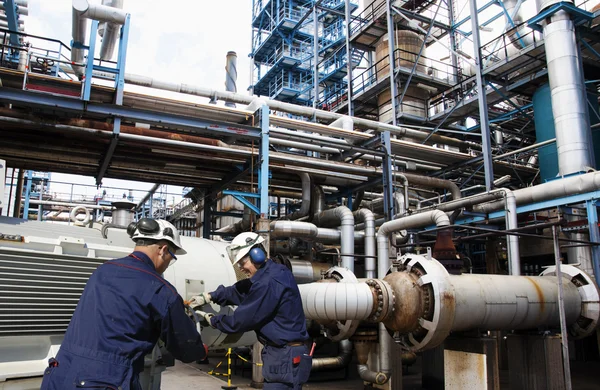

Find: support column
0;160;5;216
313;5;319;109
345;0;353;116
12;168;23;218
22;170;32;220
386;0;398;126
506;334;566;390
468;0;494;190
586;200;600;284
202;200;212;239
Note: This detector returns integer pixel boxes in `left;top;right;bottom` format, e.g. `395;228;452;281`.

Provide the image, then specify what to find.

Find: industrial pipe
123;74;471;149
283;173;311;221
354;209;376;278
288;260;331;284
71;0;127;77
312;206;355;271
377;210;450;278
537;0;594;175
98;0;124;61
225;51;237;108
312;339;353;372
299;282;375;321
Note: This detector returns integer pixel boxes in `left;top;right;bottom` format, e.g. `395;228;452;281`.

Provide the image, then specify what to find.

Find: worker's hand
196;310;215;328
186;292;211;309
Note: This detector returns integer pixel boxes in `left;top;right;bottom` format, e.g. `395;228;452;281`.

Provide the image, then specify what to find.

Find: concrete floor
161;355;600;390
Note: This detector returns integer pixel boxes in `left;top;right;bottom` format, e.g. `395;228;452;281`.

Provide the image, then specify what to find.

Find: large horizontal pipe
123;74;473;149
299;282;374;321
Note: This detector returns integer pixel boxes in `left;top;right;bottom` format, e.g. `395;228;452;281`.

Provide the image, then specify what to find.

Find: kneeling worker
192;232;311;389
41;218;208;390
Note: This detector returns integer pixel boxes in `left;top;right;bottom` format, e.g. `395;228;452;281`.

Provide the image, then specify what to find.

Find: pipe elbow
431;210;450;227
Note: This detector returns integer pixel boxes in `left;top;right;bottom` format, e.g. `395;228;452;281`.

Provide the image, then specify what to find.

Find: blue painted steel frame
0;88;262;140
82;20;99;102
222;190;261;215
96;14;131;185
586;200;600;284
259;105;270;218
22;170;32;219
528;2;593;32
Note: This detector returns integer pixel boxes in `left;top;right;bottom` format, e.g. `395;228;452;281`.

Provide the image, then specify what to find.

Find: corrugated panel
0;248;104;336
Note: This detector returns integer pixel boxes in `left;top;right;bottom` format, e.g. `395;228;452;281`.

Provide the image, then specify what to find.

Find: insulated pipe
299;282;375;321
313;206;355;271
71;0;127;77
505;189;520;275
288;260;331;284
449;273;582;331
26;199;112;210
311;185;325;217
315;228;365;244
377;210;451;278
537;0;594;175
225;51;237;108
270;220;318;240
354;209;376;278
216;206;251;234
122;74;471;149
312;339;353;371
504;0;534;49
475;171;600;214
284;173;311;220
98;0;124;61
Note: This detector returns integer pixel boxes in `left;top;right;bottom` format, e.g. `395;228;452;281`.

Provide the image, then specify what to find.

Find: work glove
196;310;215;328
186;292;211;309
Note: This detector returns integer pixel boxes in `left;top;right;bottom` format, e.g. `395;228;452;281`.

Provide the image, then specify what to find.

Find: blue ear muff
249;247;267;264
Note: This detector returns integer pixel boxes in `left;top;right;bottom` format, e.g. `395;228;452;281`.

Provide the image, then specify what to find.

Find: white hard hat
127;218;187;255
226;232;265;265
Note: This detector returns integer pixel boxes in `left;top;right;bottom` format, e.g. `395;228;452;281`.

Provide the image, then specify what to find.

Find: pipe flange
365;278;394;322
391;254;455;352
322;267;361;342
541;264;600;339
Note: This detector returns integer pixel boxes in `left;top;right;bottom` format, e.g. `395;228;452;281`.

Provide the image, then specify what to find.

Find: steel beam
469;0;494;191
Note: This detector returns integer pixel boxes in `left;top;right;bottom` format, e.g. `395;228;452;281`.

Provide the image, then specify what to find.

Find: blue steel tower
251;0;359;108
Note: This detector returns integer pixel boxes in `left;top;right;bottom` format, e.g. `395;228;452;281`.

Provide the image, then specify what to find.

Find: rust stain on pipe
67;119;222;146
524;276;545;313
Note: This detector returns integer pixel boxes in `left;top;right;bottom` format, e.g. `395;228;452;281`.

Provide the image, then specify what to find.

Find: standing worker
192;232;311;389
41;218;209;390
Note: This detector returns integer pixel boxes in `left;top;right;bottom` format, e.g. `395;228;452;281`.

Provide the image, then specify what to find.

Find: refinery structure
1;0;600;389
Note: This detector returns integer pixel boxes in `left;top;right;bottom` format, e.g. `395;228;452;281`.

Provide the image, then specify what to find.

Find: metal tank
375;30;429;123
0;216;255;383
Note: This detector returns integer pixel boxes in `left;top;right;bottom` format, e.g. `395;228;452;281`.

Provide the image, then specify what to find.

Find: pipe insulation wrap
377;210;450;278
544;15;594;175
99;0;124;60
475;171;600;213
270;220;318;240
299;282;374;321
450;274;582;332
313;206;355;271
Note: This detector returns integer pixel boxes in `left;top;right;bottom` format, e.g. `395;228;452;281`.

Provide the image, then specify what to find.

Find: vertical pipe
538;3;593;175
6;167;15;217
385;0;398;126
225;51;237;108
313;5;319;109
468;0;494;191
37;187;42;221
552;226;572;390
447;0;460;83
345;0;353;116
505;190;520;275
22;170;32;220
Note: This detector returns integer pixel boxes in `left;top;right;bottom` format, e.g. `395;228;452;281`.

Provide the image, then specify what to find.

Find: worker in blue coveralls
191;231;312;389
41;218;208;390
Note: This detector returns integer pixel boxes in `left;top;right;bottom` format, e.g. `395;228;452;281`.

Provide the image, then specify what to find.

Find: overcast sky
13;1;253;205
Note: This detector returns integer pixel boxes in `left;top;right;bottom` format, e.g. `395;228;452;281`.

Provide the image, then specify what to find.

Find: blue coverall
40;251;207;390
210;260;311;389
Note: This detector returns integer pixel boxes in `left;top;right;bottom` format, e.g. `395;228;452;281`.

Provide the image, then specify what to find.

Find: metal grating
0;248;105;336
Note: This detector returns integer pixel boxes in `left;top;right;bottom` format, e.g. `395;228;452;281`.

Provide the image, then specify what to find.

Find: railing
349;0;388;37
480;21;542;70
351;47;457;98
268;69;313;99
0;28;74;79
